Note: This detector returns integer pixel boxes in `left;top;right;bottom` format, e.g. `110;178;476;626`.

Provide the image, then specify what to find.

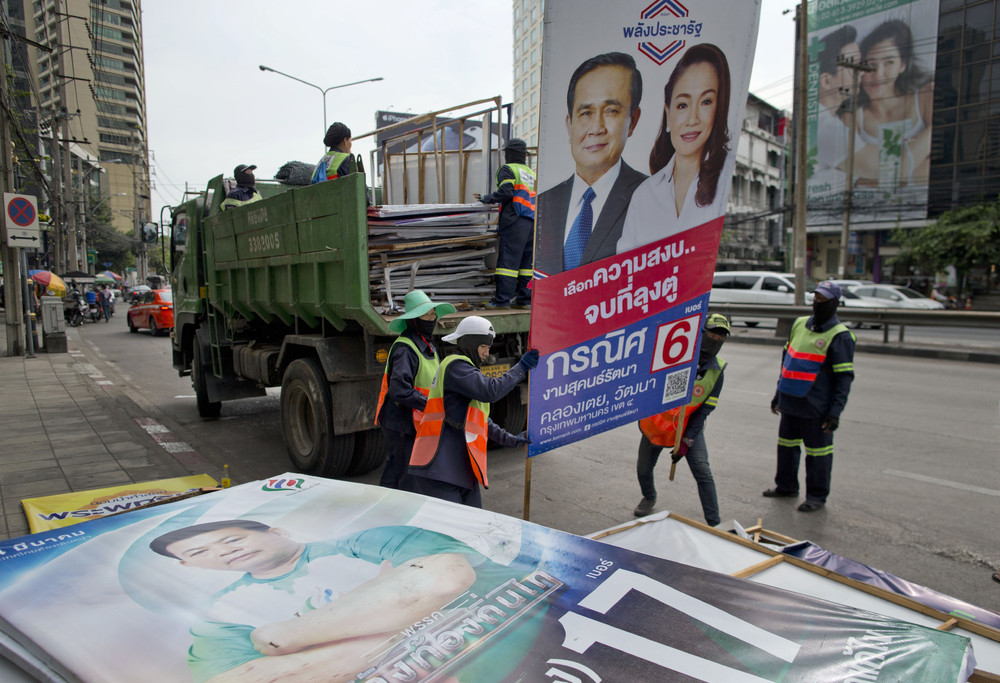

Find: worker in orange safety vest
408;316;538;508
375;290;456;490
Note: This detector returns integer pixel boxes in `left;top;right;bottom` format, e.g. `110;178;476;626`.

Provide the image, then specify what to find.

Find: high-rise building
511;0;543;147
26;0;150;270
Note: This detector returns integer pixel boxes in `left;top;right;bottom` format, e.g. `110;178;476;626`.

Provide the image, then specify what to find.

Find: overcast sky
142;0;797;210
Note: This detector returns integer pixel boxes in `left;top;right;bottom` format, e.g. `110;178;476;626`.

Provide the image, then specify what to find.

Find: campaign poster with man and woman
528;0;761;454
805;0;939;226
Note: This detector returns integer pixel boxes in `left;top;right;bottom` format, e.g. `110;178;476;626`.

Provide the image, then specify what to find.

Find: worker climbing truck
169;171;530;477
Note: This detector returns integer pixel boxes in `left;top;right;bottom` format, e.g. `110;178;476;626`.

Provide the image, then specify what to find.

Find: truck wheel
192;343;222;418
491;392;527;436
281;358;354;476
346;429;387;476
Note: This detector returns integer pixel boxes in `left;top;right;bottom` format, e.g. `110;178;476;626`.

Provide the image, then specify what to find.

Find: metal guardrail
707;303;1000;344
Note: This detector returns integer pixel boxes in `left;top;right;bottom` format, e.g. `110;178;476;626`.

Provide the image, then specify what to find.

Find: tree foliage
894;198;1000;294
85;205;136;273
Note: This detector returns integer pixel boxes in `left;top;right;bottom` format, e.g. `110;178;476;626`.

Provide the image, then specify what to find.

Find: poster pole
523;453;532;521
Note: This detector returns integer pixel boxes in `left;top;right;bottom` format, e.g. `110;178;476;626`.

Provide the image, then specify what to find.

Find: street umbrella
101;270;123;281
95;274;115;285
28;270;67;296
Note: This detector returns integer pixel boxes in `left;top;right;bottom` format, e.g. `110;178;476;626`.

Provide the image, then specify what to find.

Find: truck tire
346;429;387;476
491;392;527;435
192;343;222;419
281;358;354;476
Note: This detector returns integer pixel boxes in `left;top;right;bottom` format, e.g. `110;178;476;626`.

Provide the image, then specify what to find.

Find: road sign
3;193;42;248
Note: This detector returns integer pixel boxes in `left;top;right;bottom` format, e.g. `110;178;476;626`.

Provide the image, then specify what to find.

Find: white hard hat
442;315;495;343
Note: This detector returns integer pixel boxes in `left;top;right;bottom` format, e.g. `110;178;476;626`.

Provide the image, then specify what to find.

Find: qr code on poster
662;368;690;404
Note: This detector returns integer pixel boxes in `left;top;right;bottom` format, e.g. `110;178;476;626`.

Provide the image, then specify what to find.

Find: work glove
770;396;779;415
672;438;691;463
516;430;531;445
822;415;839;433
517;349;540;372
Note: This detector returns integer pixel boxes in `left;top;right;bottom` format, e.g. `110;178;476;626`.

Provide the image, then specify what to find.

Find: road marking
883;469;1000;498
135;416;211;469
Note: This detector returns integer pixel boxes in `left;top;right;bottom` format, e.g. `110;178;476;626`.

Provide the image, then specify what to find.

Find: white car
710;272;814;327
848;284;945;310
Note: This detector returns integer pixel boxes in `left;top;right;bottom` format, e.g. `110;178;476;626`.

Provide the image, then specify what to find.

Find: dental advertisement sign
528;0;761;454
0;476;973;682
805;0;939;226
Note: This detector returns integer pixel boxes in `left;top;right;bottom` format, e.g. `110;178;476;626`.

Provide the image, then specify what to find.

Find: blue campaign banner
530;292;711;455
0;476;973;682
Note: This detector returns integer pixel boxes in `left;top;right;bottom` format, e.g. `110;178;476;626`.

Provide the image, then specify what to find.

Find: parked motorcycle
62;294;88;327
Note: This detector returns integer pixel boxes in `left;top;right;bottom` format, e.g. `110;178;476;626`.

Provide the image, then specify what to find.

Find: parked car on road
127;289;173;336
849;284;945;310
710;272;815;326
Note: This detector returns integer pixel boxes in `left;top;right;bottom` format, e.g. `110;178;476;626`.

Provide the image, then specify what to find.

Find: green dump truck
169;173;529;477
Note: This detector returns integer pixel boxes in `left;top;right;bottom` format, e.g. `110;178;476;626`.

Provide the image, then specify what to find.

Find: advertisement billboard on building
806;0;940;226
527;0;761;454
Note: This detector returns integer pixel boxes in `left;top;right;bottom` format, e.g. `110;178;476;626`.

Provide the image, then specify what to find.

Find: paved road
73;317;1000;615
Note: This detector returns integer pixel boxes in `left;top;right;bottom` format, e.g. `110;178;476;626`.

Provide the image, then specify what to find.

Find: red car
127;289;173;336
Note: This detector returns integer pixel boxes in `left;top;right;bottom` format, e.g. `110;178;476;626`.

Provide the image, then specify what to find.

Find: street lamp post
258;66;383;134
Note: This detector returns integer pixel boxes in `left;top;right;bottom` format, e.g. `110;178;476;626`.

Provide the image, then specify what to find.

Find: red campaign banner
530;217;722;355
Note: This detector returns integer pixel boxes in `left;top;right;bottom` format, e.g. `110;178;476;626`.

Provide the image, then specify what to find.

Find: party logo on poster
624;0;704;65
261;477;307;492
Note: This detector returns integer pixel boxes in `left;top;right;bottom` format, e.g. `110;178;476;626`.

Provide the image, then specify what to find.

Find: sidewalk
0;311;193;541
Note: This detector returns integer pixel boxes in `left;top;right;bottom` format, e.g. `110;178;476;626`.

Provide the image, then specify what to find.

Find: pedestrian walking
374;290;455;490
763;281;856;512
407;316;538;508
476;138;536;309
99;285;113;322
634;313;730;526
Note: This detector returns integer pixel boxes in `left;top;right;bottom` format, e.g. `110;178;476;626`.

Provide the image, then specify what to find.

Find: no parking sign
4;193;41;248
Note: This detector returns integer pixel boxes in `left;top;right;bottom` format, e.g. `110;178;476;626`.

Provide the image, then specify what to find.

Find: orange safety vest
409;355;492;487
639;358;726;447
374;336;439;430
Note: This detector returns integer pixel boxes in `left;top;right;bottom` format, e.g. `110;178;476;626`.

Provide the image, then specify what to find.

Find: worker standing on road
221;164;263;210
408;316;538;507
311;122;355;183
375;290;456;490
475;139;536;310
633;313;730;526
764;281;856;512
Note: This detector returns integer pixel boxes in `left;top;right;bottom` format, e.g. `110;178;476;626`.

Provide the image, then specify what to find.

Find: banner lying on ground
20;474;218;533
0;475;972;682
528;0;760;454
805;0;939;226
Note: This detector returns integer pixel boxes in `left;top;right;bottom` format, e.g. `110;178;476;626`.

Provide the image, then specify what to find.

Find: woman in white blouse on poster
617;43;734;255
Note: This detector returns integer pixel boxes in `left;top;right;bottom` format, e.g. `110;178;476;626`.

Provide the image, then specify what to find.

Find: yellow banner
21;475;218;533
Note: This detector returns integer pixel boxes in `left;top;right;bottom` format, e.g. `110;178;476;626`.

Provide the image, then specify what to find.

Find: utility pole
0;45;26;355
792;1;809;305
836;57;874;279
54;0;79;272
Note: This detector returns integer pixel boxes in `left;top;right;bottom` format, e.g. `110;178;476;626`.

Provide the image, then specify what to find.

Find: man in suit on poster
534;51;647;276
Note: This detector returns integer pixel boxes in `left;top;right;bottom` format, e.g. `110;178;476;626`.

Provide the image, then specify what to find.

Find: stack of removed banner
368;203;497;312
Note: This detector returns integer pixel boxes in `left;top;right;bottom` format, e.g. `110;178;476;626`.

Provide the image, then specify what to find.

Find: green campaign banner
0;475;973;682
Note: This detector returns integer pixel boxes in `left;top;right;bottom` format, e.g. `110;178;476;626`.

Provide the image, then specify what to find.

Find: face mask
812;299;838;326
699;335;725;364
415;318;437;337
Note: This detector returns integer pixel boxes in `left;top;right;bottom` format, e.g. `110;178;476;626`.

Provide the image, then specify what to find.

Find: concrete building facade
26;0;150;269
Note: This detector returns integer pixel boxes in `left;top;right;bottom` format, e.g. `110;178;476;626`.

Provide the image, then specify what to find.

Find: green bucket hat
388;290;457;333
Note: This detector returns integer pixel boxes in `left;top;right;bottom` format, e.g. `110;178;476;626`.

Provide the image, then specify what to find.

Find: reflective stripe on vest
639;358;726;447
500;163;536;219
374;336;439;430
778;317;852;397
409;355;492;488
312;151;354;183
220;192;262;211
